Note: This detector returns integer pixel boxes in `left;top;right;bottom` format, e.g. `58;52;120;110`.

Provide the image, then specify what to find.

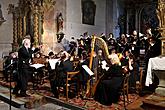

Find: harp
86;35;111;97
89;36;110;69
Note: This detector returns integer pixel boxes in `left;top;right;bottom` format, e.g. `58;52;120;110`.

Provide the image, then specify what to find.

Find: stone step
45;96;86;110
0;92;25;108
0;86;46;109
142;94;165;110
0;85;86;110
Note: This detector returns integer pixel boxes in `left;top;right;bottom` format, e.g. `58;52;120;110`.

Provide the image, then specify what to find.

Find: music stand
9;67;12;110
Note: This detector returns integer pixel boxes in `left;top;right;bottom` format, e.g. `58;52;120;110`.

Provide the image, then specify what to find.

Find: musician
33;52;46;64
145;36;161;66
13;37;33;97
118;34;129;53
77;38;85;58
3;52;18;82
121;50;139;92
129;30;141;59
50;51;74;98
47;51;58;94
94;48;124;105
32;52;46;83
96;49;105;79
47;51;56;77
100;33;107;42
144;36;161;91
78;50;90;91
68;37;77;56
108;38;118;52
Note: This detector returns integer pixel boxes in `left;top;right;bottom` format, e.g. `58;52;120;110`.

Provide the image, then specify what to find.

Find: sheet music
140;49;145;55
30;64;45;69
48;59;60;70
101;60;109;71
82;65;94;76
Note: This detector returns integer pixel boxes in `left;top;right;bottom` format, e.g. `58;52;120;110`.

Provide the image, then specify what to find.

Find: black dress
94;65;124;105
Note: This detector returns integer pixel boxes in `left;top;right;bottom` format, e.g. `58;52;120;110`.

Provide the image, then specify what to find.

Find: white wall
0;0;18;58
65;0;106;40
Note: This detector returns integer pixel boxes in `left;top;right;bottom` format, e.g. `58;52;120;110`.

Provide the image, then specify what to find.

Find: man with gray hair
13;37;33;97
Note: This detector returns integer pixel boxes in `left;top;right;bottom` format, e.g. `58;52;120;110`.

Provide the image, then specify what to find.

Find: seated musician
47;51;57;94
78;50;90;91
32;52;46;64
94;48;124;105
31;52;46;83
50;51;74;98
3;52;18;82
120;50;139;91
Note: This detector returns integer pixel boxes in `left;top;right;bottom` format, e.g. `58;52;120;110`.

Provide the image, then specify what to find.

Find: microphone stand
9;60;17;110
8;62;13;110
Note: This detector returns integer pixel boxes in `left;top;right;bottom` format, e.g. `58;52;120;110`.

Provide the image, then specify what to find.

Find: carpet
0;80;139;110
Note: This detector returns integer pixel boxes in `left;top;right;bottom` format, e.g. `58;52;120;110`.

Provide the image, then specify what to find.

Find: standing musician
13;37;33;97
144;36;161;91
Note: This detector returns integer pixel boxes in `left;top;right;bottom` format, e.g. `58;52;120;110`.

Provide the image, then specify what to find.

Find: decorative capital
157;0;165;28
42;0;56;12
8;4;15;14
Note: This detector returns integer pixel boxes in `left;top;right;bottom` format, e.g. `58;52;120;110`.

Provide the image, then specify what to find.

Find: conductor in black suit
13;37;33;97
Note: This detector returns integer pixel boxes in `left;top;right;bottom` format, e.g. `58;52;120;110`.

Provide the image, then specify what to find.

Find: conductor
13;36;33;97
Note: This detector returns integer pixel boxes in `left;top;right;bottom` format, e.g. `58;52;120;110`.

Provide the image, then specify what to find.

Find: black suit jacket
56;59;73;78
18;46;33;69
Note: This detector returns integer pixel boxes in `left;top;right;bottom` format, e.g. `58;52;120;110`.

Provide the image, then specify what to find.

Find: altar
145;56;165;96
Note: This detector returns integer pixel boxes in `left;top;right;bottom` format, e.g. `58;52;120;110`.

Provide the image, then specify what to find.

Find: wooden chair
66;71;80;101
121;73;130;109
136;67;143;93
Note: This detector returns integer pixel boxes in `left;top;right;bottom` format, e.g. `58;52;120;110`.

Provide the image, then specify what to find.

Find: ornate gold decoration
33;5;39;46
23;16;26;36
18;16;23;41
157;0;165;55
8;0;46;49
157;0;165;36
42;0;56;12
